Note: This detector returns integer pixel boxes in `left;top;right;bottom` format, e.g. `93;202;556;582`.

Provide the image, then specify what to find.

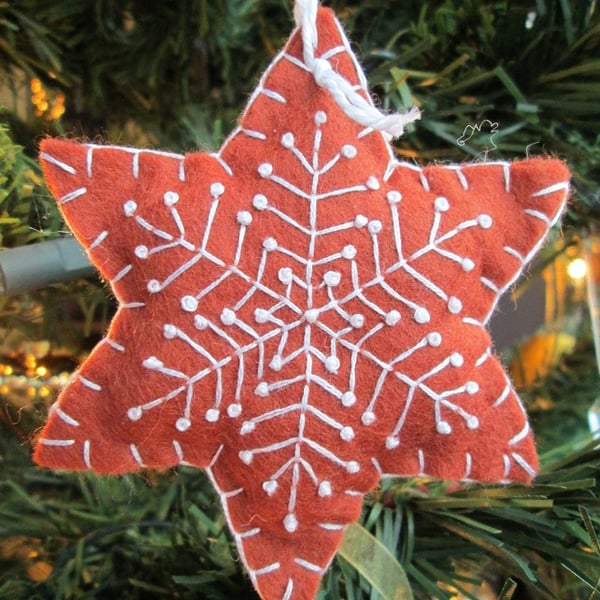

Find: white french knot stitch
293;0;421;138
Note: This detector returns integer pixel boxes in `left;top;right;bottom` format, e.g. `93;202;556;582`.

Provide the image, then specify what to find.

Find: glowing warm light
0;360;68;398
36;366;49;377
48;94;66;119
568;258;588;280
24;354;37;369
30;78;66;120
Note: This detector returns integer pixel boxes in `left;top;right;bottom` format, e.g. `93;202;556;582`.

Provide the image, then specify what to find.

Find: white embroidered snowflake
36;8;569;599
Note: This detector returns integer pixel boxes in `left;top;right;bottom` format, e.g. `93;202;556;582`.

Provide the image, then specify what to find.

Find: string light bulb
30;78;66;120
567;257;587;280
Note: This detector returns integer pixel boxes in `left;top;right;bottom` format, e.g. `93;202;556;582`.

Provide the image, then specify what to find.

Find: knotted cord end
293;0;420;139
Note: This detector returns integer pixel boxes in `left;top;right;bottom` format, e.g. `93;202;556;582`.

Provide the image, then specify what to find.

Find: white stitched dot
318;481;332;497
325;356;340;373
387;190;402;204
340;426;354;441
263;237;277;251
361;411;376;426
164;190;179;206
147;279;161;293
354;214;368;228
341;144;357;158
350;314;365;328
427;332;442;347
270;355;282;371
210;182;225;197
281;132;295;148
163;324;177;339
386;436;400;449
227;404;242;417
181;295;199;312
143;356;163;369
315;111;327;125
256;382;269;397
279;267;293;284
450;352;464;367
437;421;452;434
237;211;252;226
135;245;149;259
462;258;475;272
305;309;319;324
342;391;356;407
123;200;137;216
366;176;380;190
194;315;208;330
346;461;360;474
466;381;479;395
342;245;357;259
368;220;382;234
414;307;430;324
467;416;479;429
254;308;269;323
205;408;219;422
176;417;191;432
258;163;273;178
434;196;450;212
478;214;493;229
253;194;268;210
127;407;142;421
324;270;341;286
241;421;255;435
284;513;298;533
221;308;236;325
263;480;278;495
239;450;253;464
448;296;462;314
386;310;401;326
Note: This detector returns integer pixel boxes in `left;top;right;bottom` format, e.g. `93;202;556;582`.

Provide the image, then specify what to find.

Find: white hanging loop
293;0;420;138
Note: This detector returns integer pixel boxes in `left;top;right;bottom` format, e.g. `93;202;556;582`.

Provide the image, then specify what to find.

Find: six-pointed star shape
35;7;570;600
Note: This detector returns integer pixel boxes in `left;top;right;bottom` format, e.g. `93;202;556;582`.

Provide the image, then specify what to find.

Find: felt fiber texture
35;7;570;600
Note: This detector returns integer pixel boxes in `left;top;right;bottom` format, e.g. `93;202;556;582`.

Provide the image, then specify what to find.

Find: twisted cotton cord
293;0;420;138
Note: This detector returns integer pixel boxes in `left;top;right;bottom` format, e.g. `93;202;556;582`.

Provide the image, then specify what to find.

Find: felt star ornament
35;3;570;600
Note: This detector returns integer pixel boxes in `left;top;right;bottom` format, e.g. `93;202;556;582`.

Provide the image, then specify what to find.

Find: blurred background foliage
1;0;599;598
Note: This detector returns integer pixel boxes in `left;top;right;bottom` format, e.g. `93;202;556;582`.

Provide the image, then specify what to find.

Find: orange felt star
35;7;570;600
